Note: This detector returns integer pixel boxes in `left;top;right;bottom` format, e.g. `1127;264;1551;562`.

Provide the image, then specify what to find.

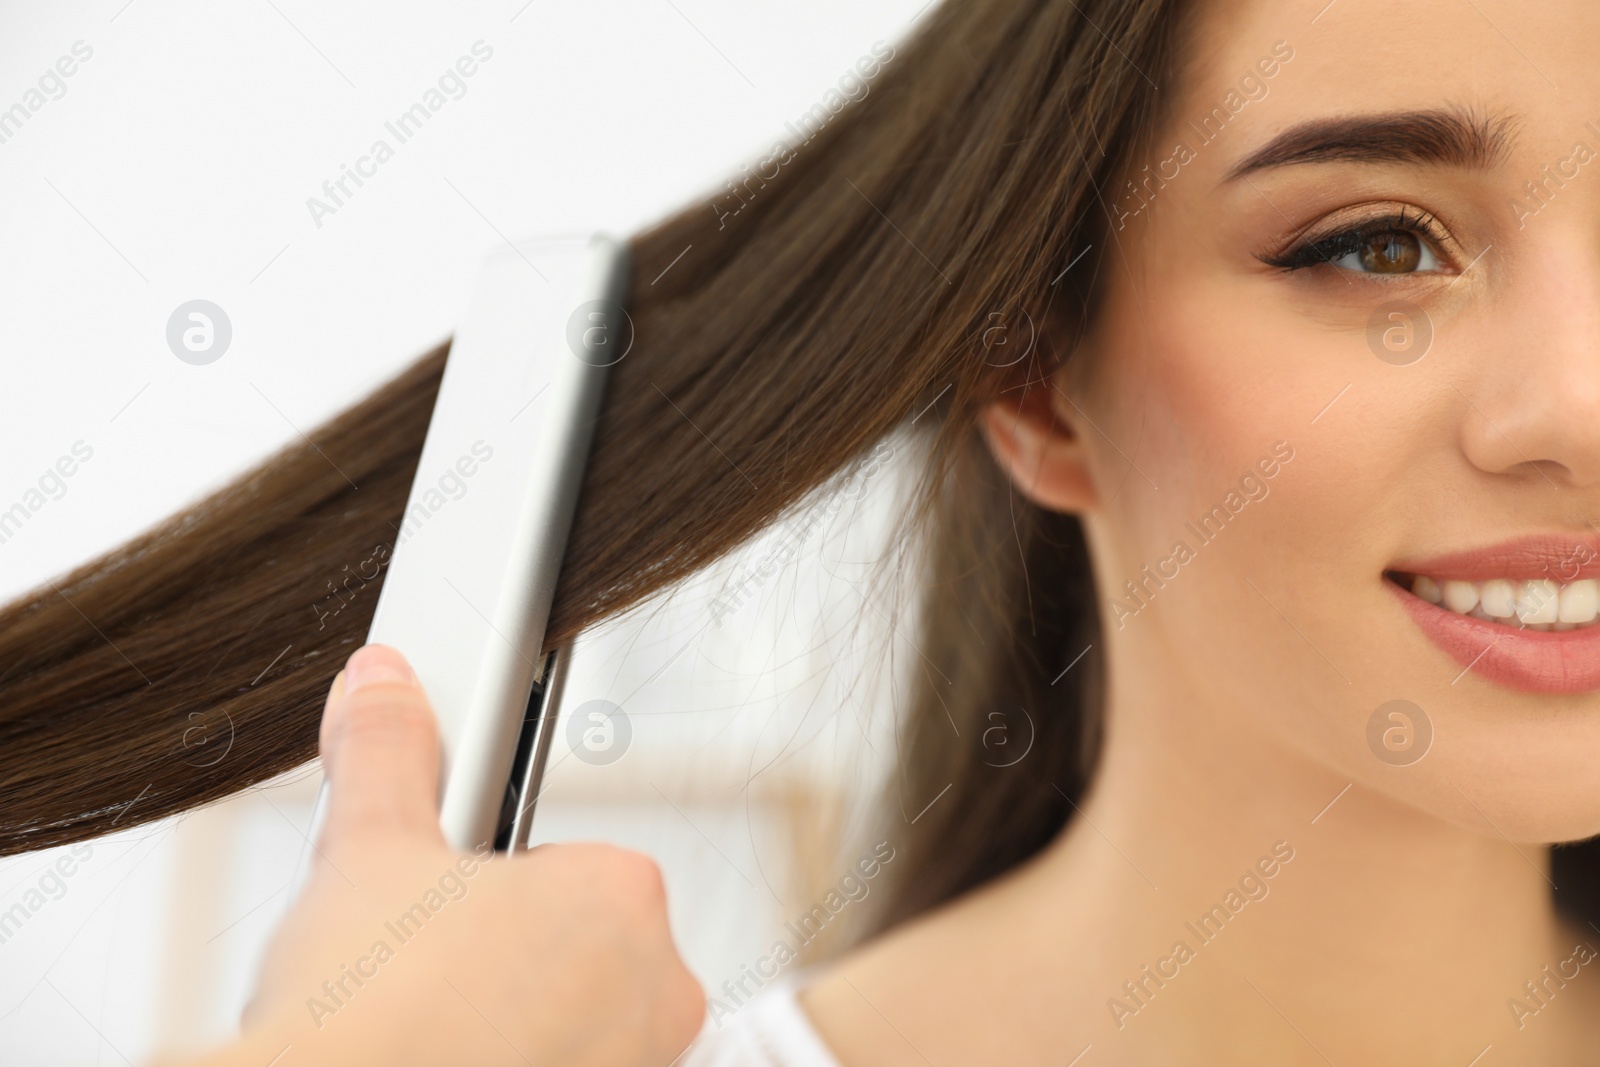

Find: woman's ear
978;370;1099;515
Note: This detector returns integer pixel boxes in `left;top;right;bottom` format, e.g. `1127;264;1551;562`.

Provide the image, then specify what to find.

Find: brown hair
3;0;1596;931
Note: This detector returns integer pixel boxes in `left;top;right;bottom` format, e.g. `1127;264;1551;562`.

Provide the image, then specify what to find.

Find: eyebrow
1222;107;1516;182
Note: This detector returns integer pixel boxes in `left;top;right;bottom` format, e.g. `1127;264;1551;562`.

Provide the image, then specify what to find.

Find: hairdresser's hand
169;644;704;1067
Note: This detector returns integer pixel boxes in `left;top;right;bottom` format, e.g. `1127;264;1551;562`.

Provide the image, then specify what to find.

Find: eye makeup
1258;205;1455;275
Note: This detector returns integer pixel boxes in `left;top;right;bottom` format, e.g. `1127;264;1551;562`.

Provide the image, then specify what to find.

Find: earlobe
978;386;1099;515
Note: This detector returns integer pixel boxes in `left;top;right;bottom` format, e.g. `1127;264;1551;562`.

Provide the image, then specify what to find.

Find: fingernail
343;644;416;693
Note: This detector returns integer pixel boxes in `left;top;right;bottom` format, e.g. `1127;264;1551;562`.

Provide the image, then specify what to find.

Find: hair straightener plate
299;233;628;866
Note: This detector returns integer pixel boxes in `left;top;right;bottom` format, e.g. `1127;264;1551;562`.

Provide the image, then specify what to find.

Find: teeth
1481;579;1516;618
1517;580;1560;624
1560;579;1599;623
1408;573;1600;631
1441;580;1478;613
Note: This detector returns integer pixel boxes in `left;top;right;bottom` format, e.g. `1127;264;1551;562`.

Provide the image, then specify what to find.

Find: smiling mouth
1385;571;1600;632
1382;536;1600;692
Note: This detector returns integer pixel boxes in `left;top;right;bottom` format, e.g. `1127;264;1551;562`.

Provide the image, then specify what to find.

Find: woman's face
1020;0;1600;840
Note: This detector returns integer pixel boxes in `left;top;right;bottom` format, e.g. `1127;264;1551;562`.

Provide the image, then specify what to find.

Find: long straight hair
3;0;1596;933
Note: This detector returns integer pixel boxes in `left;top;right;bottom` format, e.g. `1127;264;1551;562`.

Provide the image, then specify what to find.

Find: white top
681;978;842;1067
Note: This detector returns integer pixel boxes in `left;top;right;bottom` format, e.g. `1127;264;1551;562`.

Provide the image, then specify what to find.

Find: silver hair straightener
298;233;629;868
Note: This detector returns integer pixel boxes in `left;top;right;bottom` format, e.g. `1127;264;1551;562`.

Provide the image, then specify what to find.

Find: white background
0;1;931;1061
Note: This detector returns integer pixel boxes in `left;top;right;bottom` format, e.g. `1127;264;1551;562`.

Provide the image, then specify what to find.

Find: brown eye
1358;231;1423;273
1262;212;1446;274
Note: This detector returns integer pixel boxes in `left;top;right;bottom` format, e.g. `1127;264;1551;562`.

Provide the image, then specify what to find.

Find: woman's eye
1328;229;1442;274
1261;213;1453;275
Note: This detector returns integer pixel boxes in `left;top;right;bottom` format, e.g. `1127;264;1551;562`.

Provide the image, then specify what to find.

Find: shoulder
798;859;1053;1062
681;977;842;1067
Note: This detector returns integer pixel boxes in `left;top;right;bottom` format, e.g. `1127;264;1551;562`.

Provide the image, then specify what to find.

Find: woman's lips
1388;534;1600;583
1387;575;1600;694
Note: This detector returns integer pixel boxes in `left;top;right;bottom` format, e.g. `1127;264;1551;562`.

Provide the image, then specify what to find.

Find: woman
8;0;1598;1062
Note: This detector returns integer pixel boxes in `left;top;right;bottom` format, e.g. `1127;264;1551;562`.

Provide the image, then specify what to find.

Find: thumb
317;643;445;849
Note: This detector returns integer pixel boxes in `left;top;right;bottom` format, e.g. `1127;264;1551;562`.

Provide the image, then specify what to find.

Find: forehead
1169;0;1598;167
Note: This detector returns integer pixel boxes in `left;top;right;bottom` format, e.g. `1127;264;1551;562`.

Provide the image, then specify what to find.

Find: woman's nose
1456;238;1600;488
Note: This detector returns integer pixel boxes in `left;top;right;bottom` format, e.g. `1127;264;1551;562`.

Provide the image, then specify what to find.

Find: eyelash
1259;207;1450;273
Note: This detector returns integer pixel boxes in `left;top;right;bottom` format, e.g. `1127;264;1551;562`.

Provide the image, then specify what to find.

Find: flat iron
298;233;629;867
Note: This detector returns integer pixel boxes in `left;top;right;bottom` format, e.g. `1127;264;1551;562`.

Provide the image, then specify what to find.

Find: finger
318;669;346;755
318;644;445;847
